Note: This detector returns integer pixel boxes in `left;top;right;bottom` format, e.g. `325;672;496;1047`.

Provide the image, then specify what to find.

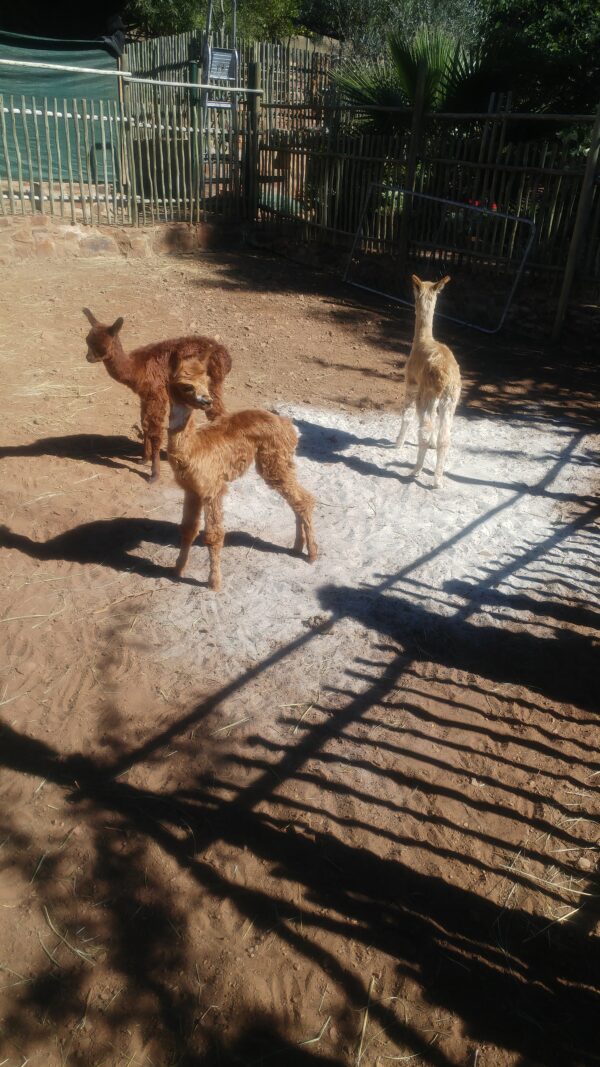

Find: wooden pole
245;59;261;220
398;58;427;274
118;50;130;196
552;104;600;341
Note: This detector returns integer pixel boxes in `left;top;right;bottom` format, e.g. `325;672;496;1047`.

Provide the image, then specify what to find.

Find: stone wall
0;215;243;263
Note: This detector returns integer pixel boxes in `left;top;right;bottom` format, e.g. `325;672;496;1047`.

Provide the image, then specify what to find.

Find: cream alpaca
396;275;461;488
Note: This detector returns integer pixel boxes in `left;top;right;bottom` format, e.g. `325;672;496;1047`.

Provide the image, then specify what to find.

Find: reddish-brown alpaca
83;309;232;482
167;352;318;591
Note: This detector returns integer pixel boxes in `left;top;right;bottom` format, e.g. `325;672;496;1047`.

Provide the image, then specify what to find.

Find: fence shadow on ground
0;412;598;1065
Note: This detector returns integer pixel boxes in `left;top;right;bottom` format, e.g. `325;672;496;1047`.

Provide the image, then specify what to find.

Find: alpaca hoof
307;550;318;564
148;471;160;484
433;478;443;489
209;576;222;592
174;565;185;579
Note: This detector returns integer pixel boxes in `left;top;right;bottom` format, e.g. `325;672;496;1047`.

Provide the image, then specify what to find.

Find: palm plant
332;26;490;131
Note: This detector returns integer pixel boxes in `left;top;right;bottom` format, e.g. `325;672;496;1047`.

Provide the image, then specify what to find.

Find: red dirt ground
0;250;598;1067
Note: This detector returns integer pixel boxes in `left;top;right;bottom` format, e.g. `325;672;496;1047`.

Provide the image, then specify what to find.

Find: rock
126;236;151;258
12;229;34;244
79;235;120;257
34;238;55;257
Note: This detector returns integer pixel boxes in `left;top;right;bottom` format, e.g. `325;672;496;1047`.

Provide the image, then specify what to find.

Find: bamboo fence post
52;97;64;217
42;98;54;215
20;95;35;213
31;96;45;213
0;97;15;215
245;60;261;220
9;97;26;213
123;99;139;225
552;104;600;340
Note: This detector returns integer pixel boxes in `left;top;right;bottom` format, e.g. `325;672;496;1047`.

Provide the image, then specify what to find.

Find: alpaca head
82;308;124;363
169;352;213;410
411;275;450;316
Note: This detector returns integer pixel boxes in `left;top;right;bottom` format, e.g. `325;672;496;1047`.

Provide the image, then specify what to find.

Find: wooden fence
126;33;337;111
0;93;252;225
256;107;600;284
1;82;598;291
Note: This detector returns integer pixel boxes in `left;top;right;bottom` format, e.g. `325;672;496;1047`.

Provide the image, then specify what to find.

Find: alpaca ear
208;343;232;384
83;307;98;326
411;275;423;289
109;316;124;336
434;275;451;291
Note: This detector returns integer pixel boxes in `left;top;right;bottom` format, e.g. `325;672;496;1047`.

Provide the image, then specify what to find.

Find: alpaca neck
104;338;134;387
167;403;198;464
413;303;436;345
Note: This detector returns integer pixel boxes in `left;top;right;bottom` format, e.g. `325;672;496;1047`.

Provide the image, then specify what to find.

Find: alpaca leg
413;395;437;478
204;495;225;591
395;382;417;449
175;491;203;577
140;399;152;463
433;393;458;489
293;514;304;555
256;454;317;562
147;396;167;484
148;436;162;483
286;480;317;562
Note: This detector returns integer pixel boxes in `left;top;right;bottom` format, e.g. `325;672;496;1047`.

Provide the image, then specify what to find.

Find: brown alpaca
83;309;232;483
395;275;461;488
167;352;317;590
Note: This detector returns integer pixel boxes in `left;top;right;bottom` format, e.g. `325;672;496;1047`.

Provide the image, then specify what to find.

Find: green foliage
124;0;299;38
299;0;489;54
485;0;600;113
124;0;206;36
387;27;459;109
236;0;300;39
332;26;489;130
488;0;600;59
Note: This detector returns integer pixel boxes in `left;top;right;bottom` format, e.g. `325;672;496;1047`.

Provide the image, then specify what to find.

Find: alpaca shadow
0;433;150;478
0;519;300;583
294;417;403;481
0;518;201;585
225;530;302;558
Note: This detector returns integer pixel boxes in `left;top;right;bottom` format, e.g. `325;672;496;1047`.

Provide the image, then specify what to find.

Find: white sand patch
142;406;596;687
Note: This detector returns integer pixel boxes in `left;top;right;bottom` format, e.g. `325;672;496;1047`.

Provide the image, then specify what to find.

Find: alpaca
83;309;232;483
167;352;317;590
395;275;461;488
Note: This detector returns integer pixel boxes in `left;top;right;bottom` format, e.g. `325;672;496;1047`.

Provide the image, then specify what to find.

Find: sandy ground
0;251;599;1067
